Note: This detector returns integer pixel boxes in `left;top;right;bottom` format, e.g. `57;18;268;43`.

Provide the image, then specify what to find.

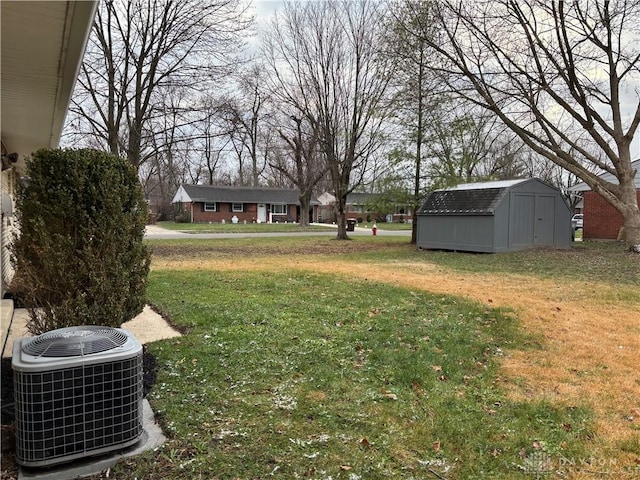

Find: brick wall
583;190;640;239
191;202;299;223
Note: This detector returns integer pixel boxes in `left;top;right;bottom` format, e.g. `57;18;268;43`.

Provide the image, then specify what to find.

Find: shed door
534;195;556;246
510;194;535;247
510;194;556;248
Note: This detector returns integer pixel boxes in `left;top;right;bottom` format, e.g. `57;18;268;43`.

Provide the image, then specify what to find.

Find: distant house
569;160;640;240
416;178;572;253
317;192;413;223
171;184;318;223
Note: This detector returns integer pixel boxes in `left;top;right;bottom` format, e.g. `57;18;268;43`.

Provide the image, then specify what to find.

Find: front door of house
257;203;267;223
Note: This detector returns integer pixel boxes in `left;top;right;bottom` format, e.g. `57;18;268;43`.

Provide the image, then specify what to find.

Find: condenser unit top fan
22;326;129;358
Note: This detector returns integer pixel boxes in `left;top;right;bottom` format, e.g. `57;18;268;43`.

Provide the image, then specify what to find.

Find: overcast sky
246;0;639;159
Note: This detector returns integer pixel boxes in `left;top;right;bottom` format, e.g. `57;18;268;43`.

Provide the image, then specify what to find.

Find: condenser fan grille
22;326;129;357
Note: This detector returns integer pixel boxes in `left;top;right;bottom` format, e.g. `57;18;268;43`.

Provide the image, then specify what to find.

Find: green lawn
105;238;638;478
137;272;591;479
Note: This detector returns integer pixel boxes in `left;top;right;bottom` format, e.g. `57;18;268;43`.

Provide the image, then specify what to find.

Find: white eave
1;1;98;173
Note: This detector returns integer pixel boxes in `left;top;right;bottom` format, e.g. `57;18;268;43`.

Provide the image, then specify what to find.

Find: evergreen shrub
11;148;151;335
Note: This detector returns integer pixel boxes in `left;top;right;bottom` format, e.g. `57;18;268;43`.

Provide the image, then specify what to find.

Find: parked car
572;214;583;230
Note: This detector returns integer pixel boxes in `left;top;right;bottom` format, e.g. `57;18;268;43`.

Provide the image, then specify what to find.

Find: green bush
10;148;151;335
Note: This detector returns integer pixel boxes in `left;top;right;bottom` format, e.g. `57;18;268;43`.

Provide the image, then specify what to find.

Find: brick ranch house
570;159;640;240
171;184;320;223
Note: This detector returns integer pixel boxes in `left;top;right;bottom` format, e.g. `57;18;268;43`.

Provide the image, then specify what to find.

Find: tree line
63;0;640;249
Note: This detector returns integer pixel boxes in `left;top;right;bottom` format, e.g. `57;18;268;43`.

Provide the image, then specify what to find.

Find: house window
232;203;243;212
271;204;287;214
204;202;216;212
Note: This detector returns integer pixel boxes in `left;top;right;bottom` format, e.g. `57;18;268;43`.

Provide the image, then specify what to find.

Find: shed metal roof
418;187;507;215
175;184;308;205
448;179;528;190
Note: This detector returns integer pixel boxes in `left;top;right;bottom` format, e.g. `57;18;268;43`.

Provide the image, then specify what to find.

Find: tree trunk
336;209;348;240
619;179;640;252
299;191;312;227
335;191;349;239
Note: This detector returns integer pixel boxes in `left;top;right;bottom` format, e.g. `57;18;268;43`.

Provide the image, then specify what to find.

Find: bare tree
270;114;327;227
424;1;640;251
67;0;250;171
385;0;440;242
219;65;271;186
264;0;394;239
426;106;527;188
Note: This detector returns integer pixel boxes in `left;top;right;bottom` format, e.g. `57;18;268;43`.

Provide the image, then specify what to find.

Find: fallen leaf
411;381;424;397
533;440;543;450
432;365;442;372
561;423;572;432
380;387;398;400
438;375;447;381
340;465;352;471
432;441;441;452
360;437;370;447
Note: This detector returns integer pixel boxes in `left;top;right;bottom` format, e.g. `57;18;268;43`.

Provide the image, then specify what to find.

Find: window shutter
200;202;204;212
216;202;220;212
242;203;246;212
229;203;233;212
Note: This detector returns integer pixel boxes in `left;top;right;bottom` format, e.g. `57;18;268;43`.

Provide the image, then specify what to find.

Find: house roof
570;159;640;192
1;1;98;172
173;184;312;205
418;178;536;216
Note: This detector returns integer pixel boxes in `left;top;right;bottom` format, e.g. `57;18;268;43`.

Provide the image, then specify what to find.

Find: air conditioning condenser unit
12;326;143;467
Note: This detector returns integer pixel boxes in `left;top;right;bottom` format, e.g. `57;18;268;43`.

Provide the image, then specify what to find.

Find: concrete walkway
3;305;181;359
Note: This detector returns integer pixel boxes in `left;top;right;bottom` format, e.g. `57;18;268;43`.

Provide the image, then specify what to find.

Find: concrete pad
18;399;166;480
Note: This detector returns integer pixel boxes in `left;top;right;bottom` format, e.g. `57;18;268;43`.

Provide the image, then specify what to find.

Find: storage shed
416;178;572;252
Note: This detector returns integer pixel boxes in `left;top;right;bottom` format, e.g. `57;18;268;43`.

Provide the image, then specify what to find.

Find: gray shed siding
417;179;572;253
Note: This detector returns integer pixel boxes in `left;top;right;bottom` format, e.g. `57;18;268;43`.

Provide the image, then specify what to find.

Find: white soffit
1;1;97;169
